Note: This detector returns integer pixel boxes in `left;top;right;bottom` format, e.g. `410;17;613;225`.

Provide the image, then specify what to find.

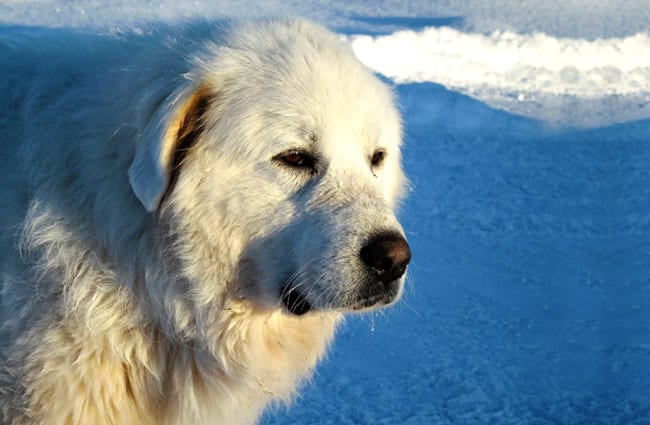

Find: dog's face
129;20;410;316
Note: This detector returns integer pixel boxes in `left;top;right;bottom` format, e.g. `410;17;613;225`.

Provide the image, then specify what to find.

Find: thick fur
0;19;407;425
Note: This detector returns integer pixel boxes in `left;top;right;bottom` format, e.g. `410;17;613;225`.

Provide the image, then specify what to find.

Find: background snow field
3;1;650;424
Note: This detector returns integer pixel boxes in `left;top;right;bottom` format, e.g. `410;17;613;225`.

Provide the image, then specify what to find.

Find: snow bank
347;27;650;98
346;27;650;127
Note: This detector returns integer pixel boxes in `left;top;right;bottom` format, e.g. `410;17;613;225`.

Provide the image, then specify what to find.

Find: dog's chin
349;291;398;312
348;280;403;312
280;286;313;316
280;285;401;316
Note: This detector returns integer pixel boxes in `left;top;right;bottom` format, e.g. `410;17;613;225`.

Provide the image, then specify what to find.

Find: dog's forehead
264;59;400;156
257;87;400;165
203;21;402;160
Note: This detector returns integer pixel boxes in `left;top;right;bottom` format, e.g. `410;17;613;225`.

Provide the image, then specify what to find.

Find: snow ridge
347;27;650;99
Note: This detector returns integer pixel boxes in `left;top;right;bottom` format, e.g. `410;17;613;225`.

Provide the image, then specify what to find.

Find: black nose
360;232;411;284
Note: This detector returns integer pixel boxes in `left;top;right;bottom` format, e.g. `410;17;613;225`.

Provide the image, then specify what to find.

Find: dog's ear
129;84;212;212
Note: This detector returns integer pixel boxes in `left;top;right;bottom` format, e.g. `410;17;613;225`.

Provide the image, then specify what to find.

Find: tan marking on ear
162;85;212;170
161;85;213;202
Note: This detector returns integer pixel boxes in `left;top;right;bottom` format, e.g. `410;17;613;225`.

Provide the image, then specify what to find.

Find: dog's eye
275;150;316;171
370;150;386;168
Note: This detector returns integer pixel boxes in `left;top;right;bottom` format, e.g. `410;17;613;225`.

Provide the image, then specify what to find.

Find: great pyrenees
0;19;410;425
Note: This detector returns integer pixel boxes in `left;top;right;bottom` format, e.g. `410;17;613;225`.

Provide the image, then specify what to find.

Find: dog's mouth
350;290;397;311
280;286;313;316
280;286;399;315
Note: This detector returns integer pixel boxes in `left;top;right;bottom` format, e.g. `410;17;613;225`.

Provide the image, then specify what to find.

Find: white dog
0;19;410;425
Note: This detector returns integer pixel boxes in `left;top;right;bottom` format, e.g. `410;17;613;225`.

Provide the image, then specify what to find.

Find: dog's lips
280;277;402;315
351;293;393;311
350;283;401;312
280;286;313;316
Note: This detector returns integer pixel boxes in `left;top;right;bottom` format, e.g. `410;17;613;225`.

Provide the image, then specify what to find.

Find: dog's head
129;20;410;316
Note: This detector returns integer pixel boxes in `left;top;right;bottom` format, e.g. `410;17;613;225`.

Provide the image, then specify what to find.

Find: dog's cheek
200;174;300;295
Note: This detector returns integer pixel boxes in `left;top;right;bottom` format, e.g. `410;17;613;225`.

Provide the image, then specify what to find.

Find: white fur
0;19;407;425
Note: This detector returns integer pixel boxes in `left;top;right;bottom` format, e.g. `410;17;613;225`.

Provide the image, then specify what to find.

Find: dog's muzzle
282;231;411;315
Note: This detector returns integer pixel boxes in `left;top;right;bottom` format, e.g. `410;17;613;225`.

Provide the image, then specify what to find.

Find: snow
3;2;650;424
349;29;650;94
346;29;650;126
3;0;650;40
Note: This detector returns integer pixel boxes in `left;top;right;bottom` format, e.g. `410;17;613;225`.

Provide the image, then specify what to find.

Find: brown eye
371;150;386;167
274;150;316;171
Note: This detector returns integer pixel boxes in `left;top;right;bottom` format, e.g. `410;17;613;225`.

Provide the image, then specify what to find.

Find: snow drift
346;27;650;127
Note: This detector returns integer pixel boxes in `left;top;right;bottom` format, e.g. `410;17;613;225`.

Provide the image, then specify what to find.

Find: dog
0;19;410;425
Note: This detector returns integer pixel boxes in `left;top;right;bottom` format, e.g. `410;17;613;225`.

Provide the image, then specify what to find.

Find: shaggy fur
0;19;408;425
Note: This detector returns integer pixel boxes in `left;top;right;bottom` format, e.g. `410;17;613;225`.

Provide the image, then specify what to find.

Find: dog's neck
156;302;342;424
17;201;342;424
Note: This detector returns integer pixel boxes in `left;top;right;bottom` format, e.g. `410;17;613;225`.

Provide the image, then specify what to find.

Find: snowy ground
3;1;650;424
